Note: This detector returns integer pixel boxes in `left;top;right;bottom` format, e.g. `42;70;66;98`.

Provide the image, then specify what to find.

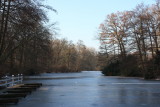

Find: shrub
102;55;142;77
119;55;141;77
102;61;120;76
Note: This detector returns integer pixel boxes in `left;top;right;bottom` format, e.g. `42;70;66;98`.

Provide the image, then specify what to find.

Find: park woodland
0;0;160;80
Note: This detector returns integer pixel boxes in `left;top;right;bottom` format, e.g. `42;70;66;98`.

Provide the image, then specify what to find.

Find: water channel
9;71;160;107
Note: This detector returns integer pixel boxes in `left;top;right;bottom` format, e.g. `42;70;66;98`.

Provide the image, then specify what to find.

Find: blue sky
44;0;155;50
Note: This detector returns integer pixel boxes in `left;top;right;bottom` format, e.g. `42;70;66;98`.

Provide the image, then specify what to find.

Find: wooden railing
0;74;23;87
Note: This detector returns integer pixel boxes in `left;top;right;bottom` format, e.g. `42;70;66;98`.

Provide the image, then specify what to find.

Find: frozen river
10;71;160;107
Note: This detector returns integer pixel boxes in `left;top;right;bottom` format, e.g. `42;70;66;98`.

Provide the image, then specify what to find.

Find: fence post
12;75;14;86
20;74;23;83
18;74;20;83
5;75;8;87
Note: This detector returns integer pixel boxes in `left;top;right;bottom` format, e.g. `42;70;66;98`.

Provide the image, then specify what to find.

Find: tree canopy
97;1;160;79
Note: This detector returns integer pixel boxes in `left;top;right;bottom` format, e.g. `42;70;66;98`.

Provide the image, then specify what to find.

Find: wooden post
12;75;14;86
18;74;20;83
20;74;23;83
5;75;8;87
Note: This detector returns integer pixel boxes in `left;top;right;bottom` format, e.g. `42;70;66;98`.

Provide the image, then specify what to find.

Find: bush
102;61;120;76
144;50;160;79
154;50;160;75
119;55;141;77
102;55;142;77
144;67;157;79
154;50;160;65
23;68;39;75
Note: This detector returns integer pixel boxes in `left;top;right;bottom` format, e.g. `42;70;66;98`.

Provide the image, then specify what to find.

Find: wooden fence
0;74;23;87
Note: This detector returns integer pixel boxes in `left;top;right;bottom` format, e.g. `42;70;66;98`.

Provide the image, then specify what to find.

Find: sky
44;0;155;50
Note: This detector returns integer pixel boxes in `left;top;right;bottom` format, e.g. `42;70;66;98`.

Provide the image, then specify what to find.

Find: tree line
98;1;160;79
50;39;97;73
0;0;97;77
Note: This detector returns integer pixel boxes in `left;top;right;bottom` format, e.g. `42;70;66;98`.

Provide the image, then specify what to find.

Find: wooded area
0;0;97;77
1;0;159;79
98;1;160;79
49;39;97;73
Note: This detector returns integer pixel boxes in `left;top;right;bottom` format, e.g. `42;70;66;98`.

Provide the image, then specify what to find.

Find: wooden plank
18;86;37;90
5;90;31;94
9;88;34;91
0;93;27;98
24;83;42;86
0;98;19;104
20;85;40;88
